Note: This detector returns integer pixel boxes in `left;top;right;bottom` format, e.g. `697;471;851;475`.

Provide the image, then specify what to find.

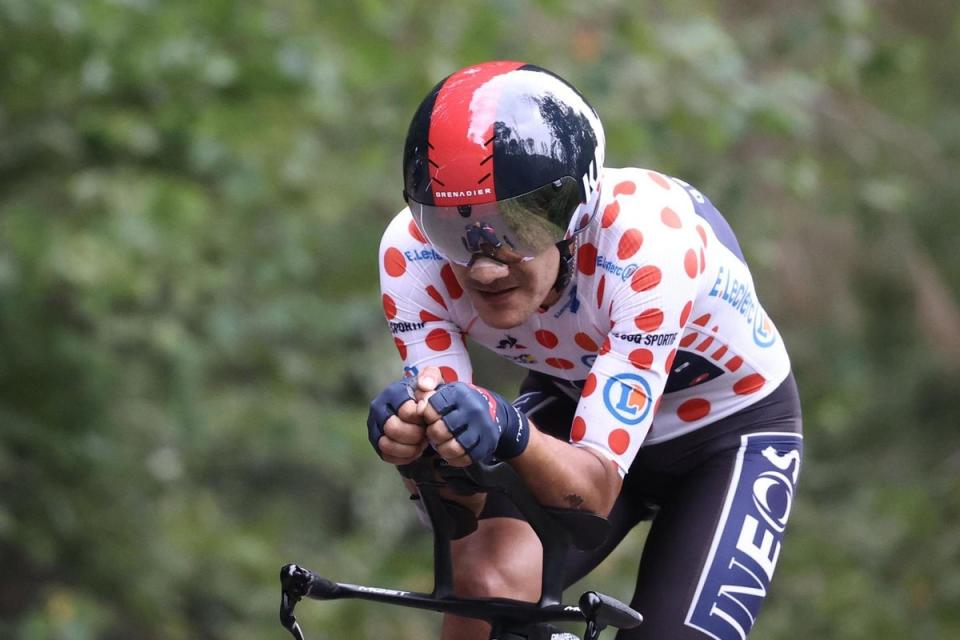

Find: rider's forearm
508;424;622;516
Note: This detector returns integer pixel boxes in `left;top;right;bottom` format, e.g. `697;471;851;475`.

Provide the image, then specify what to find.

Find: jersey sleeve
378;209;474;384
570;189;705;475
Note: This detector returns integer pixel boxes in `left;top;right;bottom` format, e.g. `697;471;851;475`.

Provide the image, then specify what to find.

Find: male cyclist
367;61;803;640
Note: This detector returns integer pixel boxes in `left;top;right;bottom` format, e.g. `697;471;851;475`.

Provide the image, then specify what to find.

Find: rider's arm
416;364;623;515
372;212;475;464
510;422;623;515
378;210;475;383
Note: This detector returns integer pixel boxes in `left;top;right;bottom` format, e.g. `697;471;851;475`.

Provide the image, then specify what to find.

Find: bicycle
278;456;643;639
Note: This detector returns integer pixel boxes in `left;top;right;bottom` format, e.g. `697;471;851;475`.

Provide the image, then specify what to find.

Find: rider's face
449;247;561;329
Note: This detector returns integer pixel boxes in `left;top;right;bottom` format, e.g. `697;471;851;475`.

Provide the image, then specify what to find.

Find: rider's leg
618;375;804;639
440;517;543;640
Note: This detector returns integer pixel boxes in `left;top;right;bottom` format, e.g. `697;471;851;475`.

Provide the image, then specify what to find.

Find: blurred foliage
1;0;958;638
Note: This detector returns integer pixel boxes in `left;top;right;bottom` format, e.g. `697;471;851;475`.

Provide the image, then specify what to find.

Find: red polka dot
599;336;611;355
439;366;459;382
408;220;428;243
695;336;714;352
613;181;637;197
660;207;682;229
648;171;671;189
571;416;587;442
546;357;575;370
601;201;620;228
726;356;744;372
631;265;662;292
382;294;397;319
696;225;708;247
629;348;654;369
596;275;606;308
384;247;406;277
679;333;697;348
700;248;706;274
582;373;598;397
684;249;698;278
665;349;677;374
420;310;443;323
578;243;598;275
734;374;766;395
679;301;693;326
535;330;559;348
693;314;711;327
394;337;407;359
677;398;711;422
440;264;464;299
426;329;452;351
634;308;664;332
690;373;711;386
617;229;643;259
711;345;729;360
609;429;631;455
578;213;590;230
426;285;448;309
575;332;599;352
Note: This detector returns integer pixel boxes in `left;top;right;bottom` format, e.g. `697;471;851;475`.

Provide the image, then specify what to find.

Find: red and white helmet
402;61;605;265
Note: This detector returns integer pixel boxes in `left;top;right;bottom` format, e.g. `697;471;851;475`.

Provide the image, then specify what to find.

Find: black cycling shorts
480;371;803;640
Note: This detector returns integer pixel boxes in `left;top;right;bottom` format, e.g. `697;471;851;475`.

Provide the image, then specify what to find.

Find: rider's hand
419;381;529;467
367;379;428;465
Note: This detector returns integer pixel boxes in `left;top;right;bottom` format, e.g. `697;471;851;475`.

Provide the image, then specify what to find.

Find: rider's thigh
450;516;544;601
621;431;803;640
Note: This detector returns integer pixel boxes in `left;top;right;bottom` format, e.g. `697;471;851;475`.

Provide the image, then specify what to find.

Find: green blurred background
1;1;958;638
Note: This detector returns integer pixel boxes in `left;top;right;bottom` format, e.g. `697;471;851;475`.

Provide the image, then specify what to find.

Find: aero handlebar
279;457;642;639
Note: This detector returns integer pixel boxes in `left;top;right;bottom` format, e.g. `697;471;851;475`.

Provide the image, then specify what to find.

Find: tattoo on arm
564;493;585;508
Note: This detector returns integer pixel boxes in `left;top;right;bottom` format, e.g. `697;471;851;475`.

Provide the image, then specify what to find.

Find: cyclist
367;61;803;640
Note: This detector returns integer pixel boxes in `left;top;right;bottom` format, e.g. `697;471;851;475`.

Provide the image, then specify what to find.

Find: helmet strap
552;239;574;293
549;188;601;294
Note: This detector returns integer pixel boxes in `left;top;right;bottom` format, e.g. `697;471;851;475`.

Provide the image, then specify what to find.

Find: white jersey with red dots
378;168;791;476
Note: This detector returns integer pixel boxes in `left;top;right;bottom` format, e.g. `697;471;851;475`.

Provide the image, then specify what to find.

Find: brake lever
279;564;310;640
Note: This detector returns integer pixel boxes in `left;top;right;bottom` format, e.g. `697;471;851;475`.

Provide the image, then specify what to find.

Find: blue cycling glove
367;379;416;458
427;382;530;462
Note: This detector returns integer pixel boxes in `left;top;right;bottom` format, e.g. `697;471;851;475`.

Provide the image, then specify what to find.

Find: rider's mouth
476;286;519;304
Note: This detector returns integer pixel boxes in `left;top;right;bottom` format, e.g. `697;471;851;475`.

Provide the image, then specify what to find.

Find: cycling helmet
402;61;605;266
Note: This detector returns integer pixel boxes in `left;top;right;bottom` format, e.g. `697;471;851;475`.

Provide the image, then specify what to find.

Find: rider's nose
468;256;510;285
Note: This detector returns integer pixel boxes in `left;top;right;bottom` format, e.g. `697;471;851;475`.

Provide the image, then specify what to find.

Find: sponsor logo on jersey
496;335;528;350
685;432;802;640
404;247;445;262
602;373;653;425
390;320;426;334
553;285;580;318
708;265;777;348
596;255;638;282
752;308;776;348
403;365;419;378
612;332;678;347
505;353;538;365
